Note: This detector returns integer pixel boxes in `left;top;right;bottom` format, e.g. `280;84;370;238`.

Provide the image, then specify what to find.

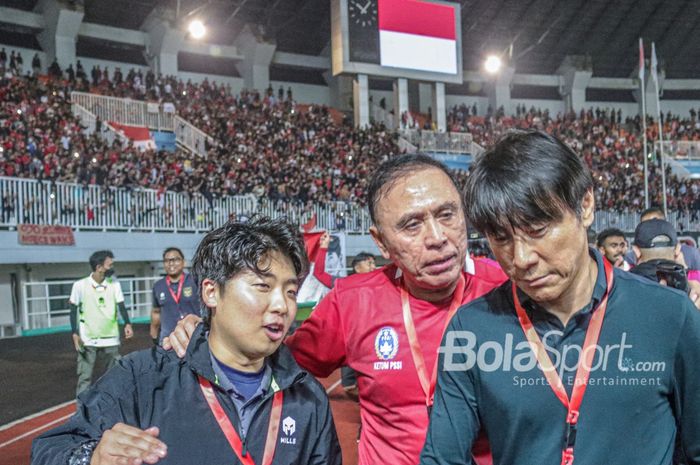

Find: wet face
370;168;467;298
163;250;185;278
487;191;595;308
204;251;299;370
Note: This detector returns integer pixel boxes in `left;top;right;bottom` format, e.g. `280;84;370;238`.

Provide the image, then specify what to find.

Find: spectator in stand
31;53;41;76
48;59;61;78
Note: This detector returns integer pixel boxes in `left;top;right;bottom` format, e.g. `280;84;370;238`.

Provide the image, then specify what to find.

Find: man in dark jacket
31;217;342;465
630;218;684;283
420;130;700;465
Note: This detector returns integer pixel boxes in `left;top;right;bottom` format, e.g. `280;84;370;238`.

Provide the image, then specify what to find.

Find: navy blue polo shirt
421;249;700;465
152;273;201;342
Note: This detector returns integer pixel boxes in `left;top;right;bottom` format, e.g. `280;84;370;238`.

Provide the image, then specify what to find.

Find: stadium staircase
70;92;213;157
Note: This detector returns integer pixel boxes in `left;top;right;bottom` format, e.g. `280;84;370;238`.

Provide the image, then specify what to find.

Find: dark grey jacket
31;325;342;465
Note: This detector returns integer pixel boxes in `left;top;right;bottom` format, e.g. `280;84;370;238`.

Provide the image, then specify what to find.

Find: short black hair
640;206;665;221
596;228;626;247
190;217;309;322
351;252;374;270
162;247;185;260
89;250;114;271
367;153;463;225
464;130;594;237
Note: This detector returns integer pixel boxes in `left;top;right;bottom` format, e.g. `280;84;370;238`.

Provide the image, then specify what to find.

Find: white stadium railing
399;129;482;155
71;92;212;156
658;140;700;160
173;115;214;157
1;176;699;233
71;92;175;131
0;177;372;233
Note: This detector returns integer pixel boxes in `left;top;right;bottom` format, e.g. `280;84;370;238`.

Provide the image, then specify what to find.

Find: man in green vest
69;250;133;395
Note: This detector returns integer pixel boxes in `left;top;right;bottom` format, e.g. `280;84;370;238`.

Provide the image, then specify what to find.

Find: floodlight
188;20;206;40
484;55;502;75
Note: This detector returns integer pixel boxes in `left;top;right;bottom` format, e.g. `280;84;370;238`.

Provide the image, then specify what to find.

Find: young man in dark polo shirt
421;130;700;465
150;247;200;345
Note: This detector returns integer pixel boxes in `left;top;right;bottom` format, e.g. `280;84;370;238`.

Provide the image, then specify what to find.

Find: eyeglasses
164;257;183;264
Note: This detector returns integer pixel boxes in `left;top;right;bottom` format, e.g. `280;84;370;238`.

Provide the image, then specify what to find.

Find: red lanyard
512;259;614;465
166;274;185;305
199;376;283;465
400;274;466;408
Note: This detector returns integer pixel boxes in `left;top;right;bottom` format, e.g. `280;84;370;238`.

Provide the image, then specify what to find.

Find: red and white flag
378;0;457;74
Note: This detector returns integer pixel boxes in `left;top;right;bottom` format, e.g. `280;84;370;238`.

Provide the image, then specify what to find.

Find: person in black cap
630;218;700;307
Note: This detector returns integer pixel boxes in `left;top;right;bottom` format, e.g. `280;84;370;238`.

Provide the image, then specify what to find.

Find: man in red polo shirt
166;154;506;465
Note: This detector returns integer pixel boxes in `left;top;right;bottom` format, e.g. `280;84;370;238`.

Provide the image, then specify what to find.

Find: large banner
18;224;75;246
297;232;347;305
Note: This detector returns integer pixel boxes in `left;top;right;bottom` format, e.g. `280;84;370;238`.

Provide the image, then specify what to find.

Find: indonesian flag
109;121;157;151
301;213;317;233
378;0;457;74
303;231;325;262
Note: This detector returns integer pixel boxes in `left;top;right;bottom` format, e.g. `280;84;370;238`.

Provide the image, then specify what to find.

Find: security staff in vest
70;250;133;396
150;247;200;345
32;218;341;465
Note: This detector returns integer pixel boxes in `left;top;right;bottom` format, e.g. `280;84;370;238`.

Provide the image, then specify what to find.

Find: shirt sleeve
673;299;700;463
420;315;481;465
113;281;125;304
313;249;335;289
152;283;161;308
69;281;81;306
285;288;347;378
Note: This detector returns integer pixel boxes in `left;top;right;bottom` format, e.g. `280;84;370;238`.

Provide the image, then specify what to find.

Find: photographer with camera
630;218;700;308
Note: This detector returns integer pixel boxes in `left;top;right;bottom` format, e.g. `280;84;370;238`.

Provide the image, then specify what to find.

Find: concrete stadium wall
270;81;331;106
0;229;379;332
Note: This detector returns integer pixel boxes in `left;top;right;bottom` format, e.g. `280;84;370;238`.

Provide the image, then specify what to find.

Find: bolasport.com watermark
438;330;667;387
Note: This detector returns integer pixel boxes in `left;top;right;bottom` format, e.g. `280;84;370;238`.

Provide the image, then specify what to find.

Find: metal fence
22;276;159;334
1;177;699;234
71;92;175;132
72;103;130;147
0;177;257;232
658;140;700;160
399;129;483;155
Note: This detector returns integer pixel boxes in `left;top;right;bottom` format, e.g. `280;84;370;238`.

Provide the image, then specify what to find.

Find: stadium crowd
449;104;700;216
1;48;700;225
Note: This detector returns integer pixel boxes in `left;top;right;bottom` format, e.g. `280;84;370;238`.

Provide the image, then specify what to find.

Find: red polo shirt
286;264;505;465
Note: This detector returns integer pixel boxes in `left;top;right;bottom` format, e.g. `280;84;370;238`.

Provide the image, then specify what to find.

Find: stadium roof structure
1;0;700;79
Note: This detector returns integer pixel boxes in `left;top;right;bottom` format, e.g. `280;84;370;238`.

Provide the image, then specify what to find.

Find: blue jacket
31;325;342;465
421;250;700;465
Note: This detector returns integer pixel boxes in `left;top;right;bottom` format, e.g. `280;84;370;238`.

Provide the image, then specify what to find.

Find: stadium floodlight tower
331;0;462;131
